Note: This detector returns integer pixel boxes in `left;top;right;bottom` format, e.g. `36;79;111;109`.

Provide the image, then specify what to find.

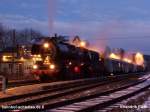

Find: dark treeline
0;23;43;49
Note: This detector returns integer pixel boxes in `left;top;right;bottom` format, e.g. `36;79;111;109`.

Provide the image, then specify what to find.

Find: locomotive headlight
43;43;49;48
50;64;55;70
69;61;72;65
33;65;38;69
80;41;86;47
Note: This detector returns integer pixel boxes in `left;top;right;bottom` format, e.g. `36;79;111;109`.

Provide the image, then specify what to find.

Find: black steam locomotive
31;37;145;81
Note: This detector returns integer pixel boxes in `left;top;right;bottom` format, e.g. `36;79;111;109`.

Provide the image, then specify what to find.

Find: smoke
88;20;121;54
47;0;120;54
47;0;57;36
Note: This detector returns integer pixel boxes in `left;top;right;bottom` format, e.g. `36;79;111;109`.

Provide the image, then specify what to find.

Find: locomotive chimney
54;33;57;37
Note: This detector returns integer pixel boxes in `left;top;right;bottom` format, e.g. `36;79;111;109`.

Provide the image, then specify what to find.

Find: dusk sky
0;0;150;54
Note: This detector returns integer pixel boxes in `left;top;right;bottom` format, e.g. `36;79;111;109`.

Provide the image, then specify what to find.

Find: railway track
0;72;142;101
0;76;124;105
0;72;145;90
49;75;150;112
0;79;39;89
0;73;148;111
0;76;105;90
101;87;150;112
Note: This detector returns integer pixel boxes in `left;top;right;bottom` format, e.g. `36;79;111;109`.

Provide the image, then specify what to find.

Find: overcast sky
0;0;150;54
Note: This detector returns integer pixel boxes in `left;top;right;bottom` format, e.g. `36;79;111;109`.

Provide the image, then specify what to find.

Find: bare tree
15;28;43;45
0;23;44;48
0;23;5;49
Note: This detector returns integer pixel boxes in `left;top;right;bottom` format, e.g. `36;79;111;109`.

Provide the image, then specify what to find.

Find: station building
0;46;34;79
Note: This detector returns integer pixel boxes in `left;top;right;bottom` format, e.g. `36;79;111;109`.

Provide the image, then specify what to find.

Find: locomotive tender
31;37;145;81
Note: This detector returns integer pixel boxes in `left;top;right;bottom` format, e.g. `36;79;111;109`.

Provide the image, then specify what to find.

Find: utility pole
11;30;16;76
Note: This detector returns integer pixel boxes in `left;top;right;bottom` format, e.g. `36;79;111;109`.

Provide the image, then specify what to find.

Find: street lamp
43;43;49;48
50;64;55;70
80;41;86;47
33;65;38;69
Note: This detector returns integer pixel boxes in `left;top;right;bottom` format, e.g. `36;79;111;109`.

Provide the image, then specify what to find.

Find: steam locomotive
31;37;145;81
